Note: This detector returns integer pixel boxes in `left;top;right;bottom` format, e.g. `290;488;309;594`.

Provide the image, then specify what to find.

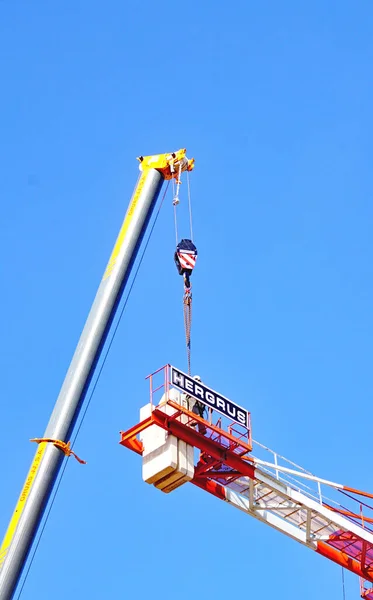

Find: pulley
172;170;197;376
174;238;198;290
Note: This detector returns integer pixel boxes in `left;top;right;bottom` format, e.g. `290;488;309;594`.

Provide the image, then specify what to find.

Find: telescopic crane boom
0;149;195;600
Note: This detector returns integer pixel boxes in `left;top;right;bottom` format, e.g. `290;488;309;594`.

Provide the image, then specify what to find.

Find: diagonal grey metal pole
0;149;194;600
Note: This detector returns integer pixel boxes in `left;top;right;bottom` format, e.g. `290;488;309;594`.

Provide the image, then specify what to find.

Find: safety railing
145;364;252;451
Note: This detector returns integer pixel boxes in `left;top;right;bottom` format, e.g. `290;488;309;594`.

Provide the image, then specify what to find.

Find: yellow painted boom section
0;443;47;567
103;148;194;281
103;170;148;281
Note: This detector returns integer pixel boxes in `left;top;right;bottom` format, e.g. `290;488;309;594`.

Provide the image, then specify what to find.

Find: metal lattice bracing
120;365;373;600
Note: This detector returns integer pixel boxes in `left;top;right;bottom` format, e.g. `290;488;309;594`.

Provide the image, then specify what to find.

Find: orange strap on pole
30;438;86;464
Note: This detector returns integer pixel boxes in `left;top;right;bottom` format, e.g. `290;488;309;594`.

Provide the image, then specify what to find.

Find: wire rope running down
172;169;194;242
183;287;192;375
172;179;179;245
186;171;193;242
16;182;170;600
173;172;198;376
342;567;346;600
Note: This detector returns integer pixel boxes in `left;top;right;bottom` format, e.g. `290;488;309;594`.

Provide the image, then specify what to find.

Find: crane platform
120;365;373;600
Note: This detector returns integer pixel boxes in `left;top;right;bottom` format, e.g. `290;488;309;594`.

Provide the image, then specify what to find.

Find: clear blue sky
1;1;373;599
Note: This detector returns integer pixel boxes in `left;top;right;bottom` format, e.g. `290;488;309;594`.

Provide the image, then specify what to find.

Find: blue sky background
1;1;373;599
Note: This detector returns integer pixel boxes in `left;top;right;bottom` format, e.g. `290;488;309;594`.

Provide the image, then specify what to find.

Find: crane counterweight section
120;364;373;600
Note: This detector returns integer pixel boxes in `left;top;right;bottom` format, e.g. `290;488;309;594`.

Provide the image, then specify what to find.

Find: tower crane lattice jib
120;364;373;600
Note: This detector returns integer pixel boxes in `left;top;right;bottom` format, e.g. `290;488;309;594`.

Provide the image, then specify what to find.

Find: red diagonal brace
151;407;256;479
317;542;373;583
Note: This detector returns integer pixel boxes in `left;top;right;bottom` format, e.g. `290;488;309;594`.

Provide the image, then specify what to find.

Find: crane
0;149;195;600
2;148;372;600
120;365;373;600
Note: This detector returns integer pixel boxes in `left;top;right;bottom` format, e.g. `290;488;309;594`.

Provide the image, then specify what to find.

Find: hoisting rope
173;180;179;245
341;567;346;600
183;287;192;375
173;170;197;375
30;438;87;464
186;171;194;242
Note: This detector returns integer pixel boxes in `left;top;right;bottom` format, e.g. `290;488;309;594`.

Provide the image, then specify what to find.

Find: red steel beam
151;408;256;479
194;475;373;586
120;411;373;587
317;542;373;583
192;476;226;501
166;400;252;452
